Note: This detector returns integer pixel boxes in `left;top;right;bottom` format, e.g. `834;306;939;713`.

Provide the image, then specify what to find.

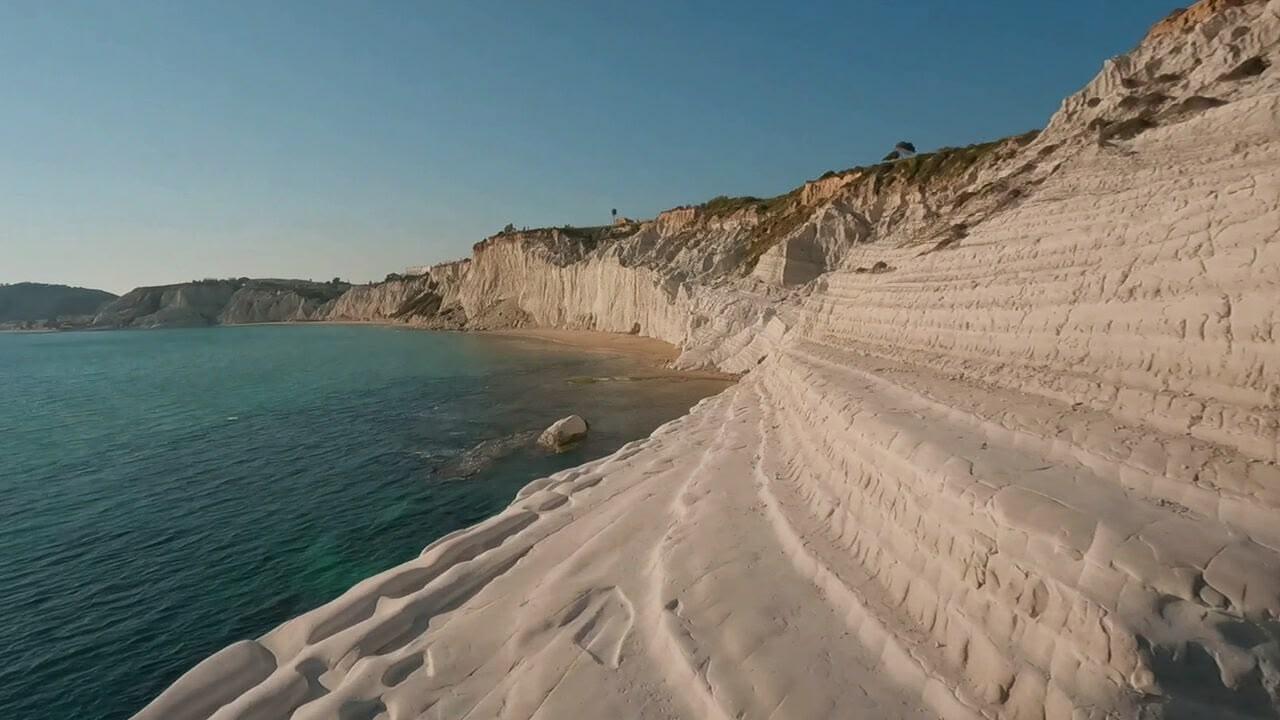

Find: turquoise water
0;325;727;719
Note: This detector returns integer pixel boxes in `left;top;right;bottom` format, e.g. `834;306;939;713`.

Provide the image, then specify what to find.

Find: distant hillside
0;283;116;325
92;278;351;329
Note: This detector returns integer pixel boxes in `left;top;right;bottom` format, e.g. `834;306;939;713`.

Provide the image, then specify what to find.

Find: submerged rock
537;415;588;452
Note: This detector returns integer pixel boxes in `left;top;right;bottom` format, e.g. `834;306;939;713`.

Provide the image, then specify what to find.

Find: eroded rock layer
92;279;350;329
137;2;1280;718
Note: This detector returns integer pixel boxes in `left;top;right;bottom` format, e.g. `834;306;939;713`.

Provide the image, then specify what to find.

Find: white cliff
138;1;1280;718
93;279;349;328
326;262;470;327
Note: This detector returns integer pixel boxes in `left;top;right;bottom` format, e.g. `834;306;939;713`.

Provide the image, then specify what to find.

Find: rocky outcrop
93;279;349;329
1146;0;1259;39
0;282;116;328
537;415;589;452
325;274;437;321
93;281;238;328
1047;0;1275;146
318;221;782;359
325;262;470;328
315;132;1043;360
137;1;1280;718
217;281;348;324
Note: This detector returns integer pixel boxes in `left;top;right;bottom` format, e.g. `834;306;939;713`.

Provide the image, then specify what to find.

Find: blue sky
2;0;1178;294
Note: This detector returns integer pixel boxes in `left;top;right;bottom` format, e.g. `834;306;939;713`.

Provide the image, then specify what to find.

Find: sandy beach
484;328;681;364
310;323;734;379
483;328;740;384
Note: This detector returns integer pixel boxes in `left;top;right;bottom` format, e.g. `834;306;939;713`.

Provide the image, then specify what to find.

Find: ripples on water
0;325;728;719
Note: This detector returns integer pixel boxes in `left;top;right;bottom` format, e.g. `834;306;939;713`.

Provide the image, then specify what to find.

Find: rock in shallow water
538;415;588;452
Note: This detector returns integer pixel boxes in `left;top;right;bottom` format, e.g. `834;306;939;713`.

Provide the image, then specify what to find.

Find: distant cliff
92;278;350;329
324;262;469;328
312;129;1043;369
0;282;116;328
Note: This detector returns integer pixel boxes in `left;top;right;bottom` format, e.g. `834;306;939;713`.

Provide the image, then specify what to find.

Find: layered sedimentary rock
92;279;349;329
325;262;470;327
138;2;1280;718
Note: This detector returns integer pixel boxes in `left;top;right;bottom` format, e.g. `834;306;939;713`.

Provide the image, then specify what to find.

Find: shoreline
9;321;735;720
483;327;677;363
24;319;741;380
316;322;743;381
480;328;739;381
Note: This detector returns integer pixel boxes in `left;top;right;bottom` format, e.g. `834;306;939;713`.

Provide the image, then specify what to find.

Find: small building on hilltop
881;140;918;162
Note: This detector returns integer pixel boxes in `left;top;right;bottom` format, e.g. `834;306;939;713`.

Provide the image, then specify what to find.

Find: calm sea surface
0;325;728;719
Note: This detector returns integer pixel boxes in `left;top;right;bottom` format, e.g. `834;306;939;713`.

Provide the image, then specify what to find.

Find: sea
0;325;729;719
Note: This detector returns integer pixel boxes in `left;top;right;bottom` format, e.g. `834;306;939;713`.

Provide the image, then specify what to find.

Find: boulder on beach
537;415;588;452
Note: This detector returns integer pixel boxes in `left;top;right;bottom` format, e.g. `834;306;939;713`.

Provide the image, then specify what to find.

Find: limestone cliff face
325;261;470;327
325;275;437;321
94;282;239;328
459;232;687;336
219;281;350;324
94;279;349;328
317;106;1046;369
137;2;1280;718
764;2;1280;715
322;0;1274;389
329;0;1278;712
1046;0;1276;144
320;219;784;362
318;135;1045;372
789;0;1280;462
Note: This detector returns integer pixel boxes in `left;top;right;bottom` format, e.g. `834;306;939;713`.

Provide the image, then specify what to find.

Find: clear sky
2;0;1178;294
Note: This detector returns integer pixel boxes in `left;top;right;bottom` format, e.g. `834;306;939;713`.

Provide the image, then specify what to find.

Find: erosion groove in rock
135;2;1280;718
